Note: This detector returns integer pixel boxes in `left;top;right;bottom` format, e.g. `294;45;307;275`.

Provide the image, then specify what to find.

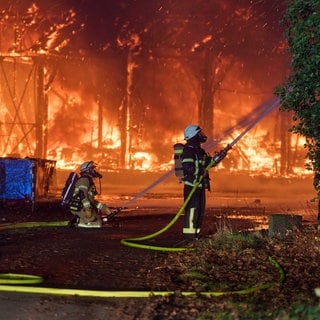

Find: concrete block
268;214;302;237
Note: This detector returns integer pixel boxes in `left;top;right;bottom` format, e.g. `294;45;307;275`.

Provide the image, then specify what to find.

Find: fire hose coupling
211;144;232;165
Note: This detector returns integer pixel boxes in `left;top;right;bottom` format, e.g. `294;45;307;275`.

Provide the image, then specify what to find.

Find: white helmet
80;161;102;178
80;161;95;173
184;125;201;141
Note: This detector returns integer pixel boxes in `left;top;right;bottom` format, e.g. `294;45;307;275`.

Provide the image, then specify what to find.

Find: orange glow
0;2;308;177
131;152;153;171
46;92;121;169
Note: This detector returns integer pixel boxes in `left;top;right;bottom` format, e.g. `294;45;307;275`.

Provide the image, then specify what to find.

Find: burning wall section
0;55;47;159
0;1;310;177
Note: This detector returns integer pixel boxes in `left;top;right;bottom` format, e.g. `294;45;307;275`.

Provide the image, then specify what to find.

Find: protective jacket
181;139;212;238
181;141;211;190
71;174;106;212
70;174;109;226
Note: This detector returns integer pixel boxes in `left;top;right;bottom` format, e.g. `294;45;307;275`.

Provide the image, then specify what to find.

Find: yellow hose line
0;273;43;285
0;257;284;297
121;164;208;252
120;202;187;252
0;285;177;297
0;159;285;298
0;221;69;231
0;285;271;297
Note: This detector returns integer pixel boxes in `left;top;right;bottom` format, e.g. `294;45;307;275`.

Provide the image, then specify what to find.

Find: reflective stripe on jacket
73;175;97;209
181;144;210;187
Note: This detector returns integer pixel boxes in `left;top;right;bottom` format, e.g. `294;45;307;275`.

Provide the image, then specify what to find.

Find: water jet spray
118;96;280;211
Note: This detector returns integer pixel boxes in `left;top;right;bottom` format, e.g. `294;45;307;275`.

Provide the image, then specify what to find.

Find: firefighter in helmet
181;125;229;239
69;161;111;228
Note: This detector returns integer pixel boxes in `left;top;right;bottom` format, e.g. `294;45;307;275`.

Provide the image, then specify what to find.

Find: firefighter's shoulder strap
173;143;185;183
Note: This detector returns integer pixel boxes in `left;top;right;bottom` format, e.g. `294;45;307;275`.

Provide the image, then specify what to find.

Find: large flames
0;1;310;177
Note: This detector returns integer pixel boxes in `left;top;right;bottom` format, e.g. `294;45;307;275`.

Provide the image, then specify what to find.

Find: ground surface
0;174;320;319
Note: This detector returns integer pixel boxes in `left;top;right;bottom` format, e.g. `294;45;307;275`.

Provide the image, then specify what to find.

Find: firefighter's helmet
80;161;102;178
184;125;202;140
80;161;95;173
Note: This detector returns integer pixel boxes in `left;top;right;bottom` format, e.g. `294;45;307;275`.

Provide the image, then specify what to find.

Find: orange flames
0;1;310;177
0;59;310;176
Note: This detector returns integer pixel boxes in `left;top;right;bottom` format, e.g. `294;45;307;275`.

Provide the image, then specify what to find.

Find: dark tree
275;0;320;221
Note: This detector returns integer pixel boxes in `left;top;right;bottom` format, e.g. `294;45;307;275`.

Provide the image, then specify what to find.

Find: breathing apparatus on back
173;143;185;182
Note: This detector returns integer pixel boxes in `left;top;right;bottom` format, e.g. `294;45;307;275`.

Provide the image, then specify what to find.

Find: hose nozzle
212;144;232;166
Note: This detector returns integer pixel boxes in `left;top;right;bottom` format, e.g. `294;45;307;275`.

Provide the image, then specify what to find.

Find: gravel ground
0;179;318;320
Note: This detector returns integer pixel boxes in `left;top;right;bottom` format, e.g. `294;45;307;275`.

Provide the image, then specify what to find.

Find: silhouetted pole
35;57;47;159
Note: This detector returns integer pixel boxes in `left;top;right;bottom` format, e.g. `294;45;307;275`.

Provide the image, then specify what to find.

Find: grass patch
152;225;320;319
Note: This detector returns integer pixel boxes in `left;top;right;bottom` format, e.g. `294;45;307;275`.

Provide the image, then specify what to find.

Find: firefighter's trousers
71;207;102;226
183;184;206;238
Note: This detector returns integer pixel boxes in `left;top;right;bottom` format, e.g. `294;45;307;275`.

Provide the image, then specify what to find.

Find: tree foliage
275;0;320;172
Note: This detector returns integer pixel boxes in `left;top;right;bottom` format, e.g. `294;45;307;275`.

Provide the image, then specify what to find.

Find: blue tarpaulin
0;158;56;202
0;158;33;201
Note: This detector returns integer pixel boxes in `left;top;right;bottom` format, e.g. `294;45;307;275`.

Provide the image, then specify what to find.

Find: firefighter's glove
102;206;112;215
97;202;112;215
212;150;226;165
212;144;232;165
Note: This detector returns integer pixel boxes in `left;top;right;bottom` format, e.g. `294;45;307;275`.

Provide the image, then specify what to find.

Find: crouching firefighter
69;161;112;228
180;125;231;239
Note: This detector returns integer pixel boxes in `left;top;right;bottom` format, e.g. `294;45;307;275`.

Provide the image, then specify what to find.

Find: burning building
0;0;310;177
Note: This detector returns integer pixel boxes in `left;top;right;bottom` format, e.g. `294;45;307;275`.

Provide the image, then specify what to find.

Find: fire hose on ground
0;256;284;297
0;96;285;298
